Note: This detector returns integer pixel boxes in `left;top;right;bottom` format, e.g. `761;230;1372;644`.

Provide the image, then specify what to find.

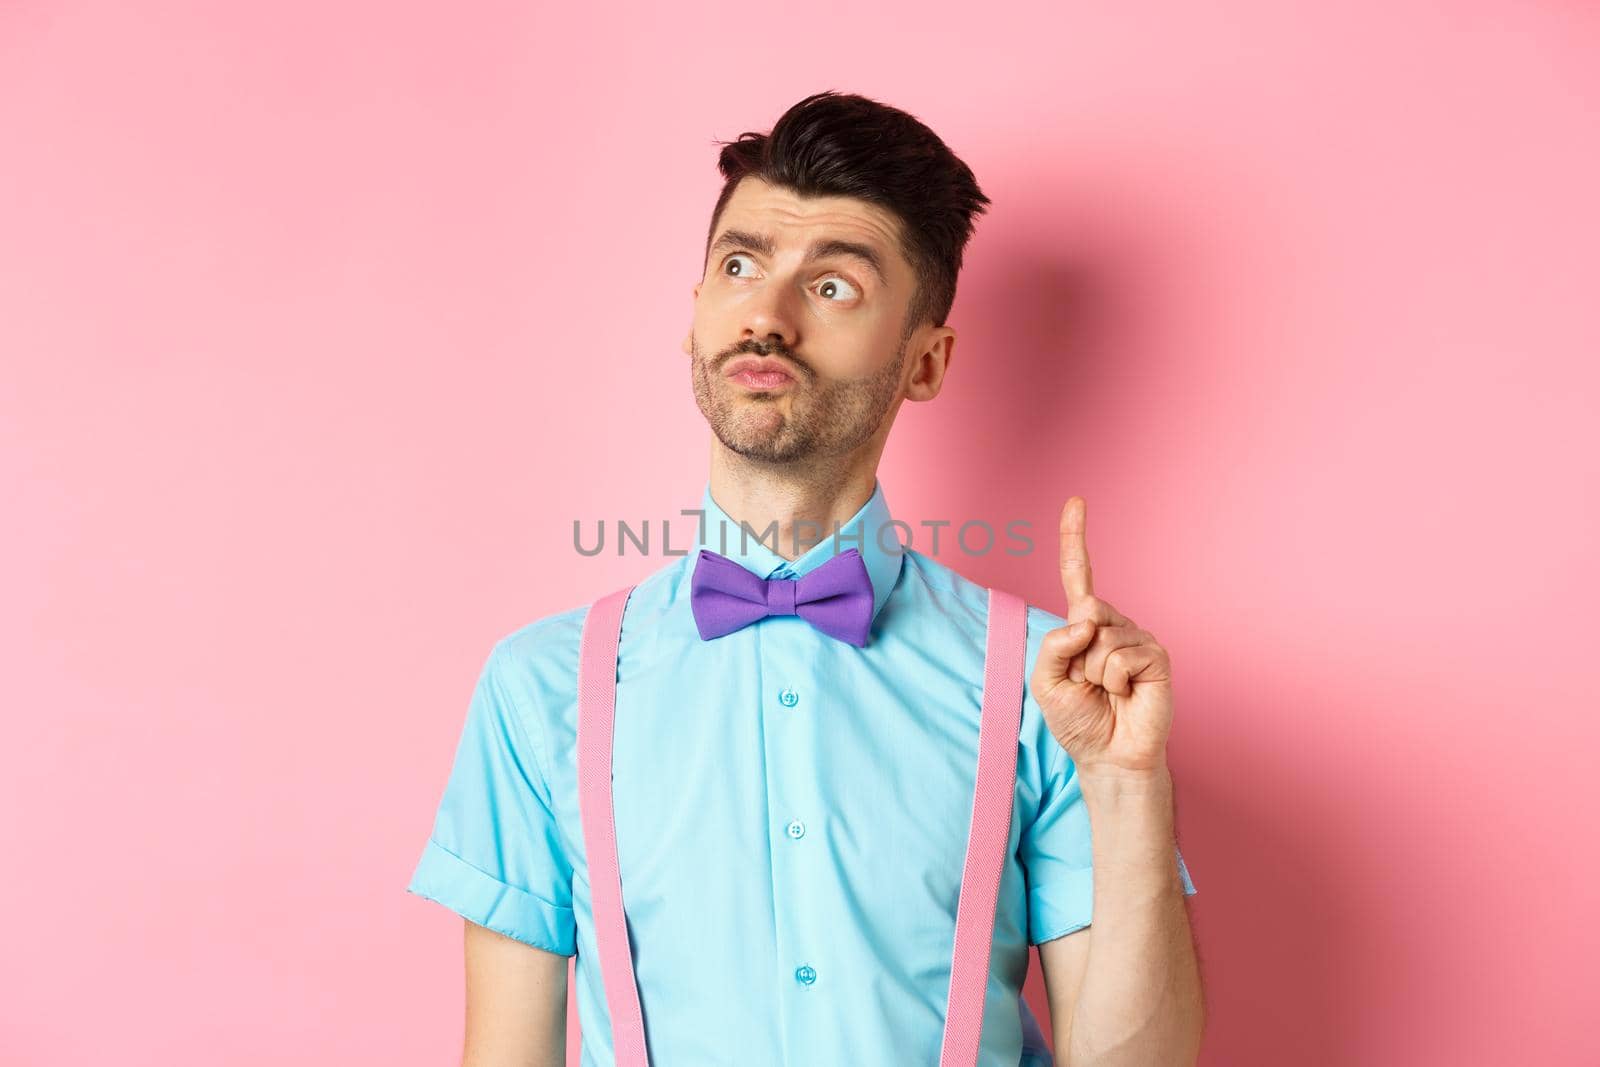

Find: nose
740;283;797;351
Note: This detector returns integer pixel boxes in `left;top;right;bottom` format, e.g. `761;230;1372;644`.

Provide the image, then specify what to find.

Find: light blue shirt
407;478;1197;1065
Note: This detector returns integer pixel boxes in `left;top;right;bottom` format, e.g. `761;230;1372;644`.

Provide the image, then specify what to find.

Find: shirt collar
690;477;905;625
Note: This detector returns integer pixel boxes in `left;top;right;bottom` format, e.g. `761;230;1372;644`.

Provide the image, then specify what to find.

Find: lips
731;369;793;390
724;355;797;382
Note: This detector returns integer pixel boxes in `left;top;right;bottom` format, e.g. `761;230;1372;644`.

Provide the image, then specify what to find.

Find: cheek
693;289;739;332
826;319;901;377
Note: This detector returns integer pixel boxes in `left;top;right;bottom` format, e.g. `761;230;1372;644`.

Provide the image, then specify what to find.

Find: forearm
1061;765;1204;1067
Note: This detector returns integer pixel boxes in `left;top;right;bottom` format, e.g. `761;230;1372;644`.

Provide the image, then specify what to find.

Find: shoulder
484;552;689;698
902;549;1073;782
899;548;1067;653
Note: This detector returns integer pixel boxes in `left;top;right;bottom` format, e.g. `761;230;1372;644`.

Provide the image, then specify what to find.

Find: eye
815;275;860;301
723;253;758;277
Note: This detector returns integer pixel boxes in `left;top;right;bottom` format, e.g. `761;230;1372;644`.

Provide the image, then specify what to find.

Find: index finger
1058;496;1094;616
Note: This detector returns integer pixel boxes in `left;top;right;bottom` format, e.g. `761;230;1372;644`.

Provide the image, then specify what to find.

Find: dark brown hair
704;90;991;341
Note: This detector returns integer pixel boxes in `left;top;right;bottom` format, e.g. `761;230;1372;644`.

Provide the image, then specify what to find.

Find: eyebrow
709;228;889;288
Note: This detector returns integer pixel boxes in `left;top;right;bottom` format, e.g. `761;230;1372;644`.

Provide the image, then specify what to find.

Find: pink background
3;3;1596;1064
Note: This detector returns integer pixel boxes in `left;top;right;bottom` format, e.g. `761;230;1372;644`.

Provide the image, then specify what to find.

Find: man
407;90;1205;1065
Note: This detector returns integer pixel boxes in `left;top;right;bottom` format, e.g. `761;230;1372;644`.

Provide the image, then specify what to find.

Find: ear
904;327;957;403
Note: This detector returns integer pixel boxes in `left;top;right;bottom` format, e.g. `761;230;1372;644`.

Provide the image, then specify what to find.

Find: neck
706;446;881;563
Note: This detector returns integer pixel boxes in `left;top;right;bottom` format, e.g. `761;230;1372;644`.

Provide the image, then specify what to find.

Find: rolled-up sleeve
1020;741;1197;946
405;640;577;956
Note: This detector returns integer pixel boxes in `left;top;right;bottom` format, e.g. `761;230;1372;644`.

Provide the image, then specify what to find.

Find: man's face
683;176;951;465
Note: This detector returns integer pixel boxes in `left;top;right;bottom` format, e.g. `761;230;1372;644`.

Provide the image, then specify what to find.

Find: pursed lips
724;355;798;381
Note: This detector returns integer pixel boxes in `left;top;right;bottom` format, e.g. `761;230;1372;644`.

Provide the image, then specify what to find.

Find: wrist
1078;764;1175;825
1076;761;1173;793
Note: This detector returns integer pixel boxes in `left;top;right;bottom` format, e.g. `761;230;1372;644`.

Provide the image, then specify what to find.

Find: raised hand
1030;497;1174;776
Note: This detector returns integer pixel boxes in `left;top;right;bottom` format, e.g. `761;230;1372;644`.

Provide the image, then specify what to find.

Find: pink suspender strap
576;584;648;1065
939;587;1028;1066
577;584;1029;1067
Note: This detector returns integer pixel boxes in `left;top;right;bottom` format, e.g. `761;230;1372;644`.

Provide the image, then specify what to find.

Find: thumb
1037;619;1096;679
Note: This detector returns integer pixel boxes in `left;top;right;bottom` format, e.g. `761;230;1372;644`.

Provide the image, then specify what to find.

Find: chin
717;414;791;453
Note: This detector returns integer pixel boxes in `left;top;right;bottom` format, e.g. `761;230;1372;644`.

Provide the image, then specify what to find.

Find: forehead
714;177;905;268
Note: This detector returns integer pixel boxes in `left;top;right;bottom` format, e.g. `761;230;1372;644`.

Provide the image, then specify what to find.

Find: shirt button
786;819;805;840
795;964;817;986
778;687;799;707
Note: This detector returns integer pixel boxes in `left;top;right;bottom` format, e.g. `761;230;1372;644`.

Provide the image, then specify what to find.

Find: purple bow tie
690;547;875;647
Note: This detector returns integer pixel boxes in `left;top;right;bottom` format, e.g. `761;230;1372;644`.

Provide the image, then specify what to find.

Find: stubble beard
689;335;908;465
